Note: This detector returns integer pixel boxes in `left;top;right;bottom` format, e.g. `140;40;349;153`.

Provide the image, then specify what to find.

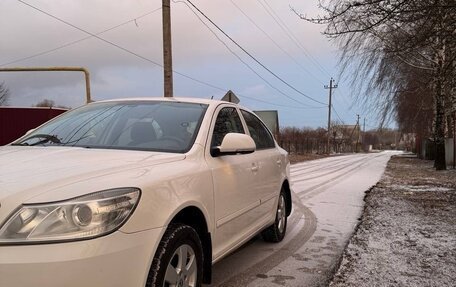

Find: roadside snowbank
330;155;456;286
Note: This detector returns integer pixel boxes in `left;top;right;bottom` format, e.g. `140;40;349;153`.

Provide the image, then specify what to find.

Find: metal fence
0;107;67;145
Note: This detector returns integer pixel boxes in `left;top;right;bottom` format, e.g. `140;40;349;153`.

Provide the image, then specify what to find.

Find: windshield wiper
14;134;62;146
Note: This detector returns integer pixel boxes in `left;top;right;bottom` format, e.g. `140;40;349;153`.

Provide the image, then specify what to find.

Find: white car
0;97;292;287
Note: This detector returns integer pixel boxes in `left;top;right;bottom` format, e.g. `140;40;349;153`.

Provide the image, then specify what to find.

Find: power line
186;0;326;106
16;0;163;66
333;79;355;108
13;0;321;111
177;0;320;108
178;4;325;111
229;0;325;86
262;0;332;77
258;0;332;78
332;106;345;123
331;88;353;119
238;93;326;110
1;7;162;67
15;0;230;92
177;3;326;111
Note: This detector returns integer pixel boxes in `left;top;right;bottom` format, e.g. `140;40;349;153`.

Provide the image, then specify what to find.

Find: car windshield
12;101;208;153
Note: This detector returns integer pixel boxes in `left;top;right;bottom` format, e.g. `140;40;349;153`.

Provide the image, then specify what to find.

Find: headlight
0;188;140;244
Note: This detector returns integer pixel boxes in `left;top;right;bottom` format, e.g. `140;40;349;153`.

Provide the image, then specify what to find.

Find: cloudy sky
0;0;371;128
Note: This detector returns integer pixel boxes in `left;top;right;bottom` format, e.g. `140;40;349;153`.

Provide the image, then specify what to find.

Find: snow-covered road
207;151;400;287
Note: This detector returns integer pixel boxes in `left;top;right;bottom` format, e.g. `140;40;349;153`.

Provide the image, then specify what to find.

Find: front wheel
146;224;203;287
261;189;288;242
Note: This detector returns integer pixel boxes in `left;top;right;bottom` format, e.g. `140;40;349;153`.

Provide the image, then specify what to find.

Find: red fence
0;107;67;145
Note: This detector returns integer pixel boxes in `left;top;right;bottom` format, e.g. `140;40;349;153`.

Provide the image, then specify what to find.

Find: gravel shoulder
330;154;456;287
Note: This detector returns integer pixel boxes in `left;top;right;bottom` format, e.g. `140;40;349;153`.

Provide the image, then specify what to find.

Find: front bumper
0;228;164;287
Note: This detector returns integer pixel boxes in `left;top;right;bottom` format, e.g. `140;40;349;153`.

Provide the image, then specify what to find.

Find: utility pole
324;78;337;154
363;118;366;151
355;114;360;152
162;0;173;97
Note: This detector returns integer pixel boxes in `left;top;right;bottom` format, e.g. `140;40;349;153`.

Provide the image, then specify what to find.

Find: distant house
331;125;361;152
333;125;360;143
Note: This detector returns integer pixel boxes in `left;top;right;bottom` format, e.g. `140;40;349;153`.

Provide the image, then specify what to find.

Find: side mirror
211;133;256;157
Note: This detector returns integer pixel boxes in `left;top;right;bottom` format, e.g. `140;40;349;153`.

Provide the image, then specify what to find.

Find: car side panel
209;153;265;259
120;147;215;234
254;148;283;219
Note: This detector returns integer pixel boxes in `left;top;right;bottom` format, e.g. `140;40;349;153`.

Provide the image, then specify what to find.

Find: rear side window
241;110;275;150
211;107;245;147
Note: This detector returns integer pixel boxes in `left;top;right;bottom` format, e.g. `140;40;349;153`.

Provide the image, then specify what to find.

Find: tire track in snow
295;153;385;201
291;154;372;177
291;155;353;174
292;155;372;182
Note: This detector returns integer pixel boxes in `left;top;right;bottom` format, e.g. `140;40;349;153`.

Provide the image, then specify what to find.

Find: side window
211;107;245;147
241;110;275;149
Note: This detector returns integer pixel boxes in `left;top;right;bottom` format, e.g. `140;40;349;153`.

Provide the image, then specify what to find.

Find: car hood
0;146;185;213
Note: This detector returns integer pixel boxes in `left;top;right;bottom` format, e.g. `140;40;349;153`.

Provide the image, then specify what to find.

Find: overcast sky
0;0;373;128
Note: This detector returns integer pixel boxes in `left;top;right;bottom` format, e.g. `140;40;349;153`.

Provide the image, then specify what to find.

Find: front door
206;106;262;260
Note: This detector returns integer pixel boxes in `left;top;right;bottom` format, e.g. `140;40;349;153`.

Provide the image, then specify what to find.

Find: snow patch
390;184;453;192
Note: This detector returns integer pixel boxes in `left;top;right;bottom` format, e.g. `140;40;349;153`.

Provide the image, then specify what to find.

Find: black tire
146;224;203;287
261;189;288;243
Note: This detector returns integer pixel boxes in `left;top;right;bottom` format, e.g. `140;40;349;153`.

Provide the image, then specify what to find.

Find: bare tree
0;82;10;106
34;99;70;109
294;0;456;169
34;99;56;108
395;67;433;139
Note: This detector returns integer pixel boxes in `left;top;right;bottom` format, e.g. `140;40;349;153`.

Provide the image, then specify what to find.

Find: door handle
251;163;259;172
276;159;282;166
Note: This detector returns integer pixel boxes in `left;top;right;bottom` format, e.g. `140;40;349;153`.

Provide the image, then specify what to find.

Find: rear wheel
146;224;203;287
261;189;287;242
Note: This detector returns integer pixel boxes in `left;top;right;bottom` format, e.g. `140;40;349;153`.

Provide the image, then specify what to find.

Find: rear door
240;110;282;220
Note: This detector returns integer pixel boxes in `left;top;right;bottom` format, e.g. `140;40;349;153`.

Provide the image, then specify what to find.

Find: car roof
96;97;237;107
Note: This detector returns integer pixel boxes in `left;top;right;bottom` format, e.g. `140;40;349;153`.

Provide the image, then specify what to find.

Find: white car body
0;97;291;286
